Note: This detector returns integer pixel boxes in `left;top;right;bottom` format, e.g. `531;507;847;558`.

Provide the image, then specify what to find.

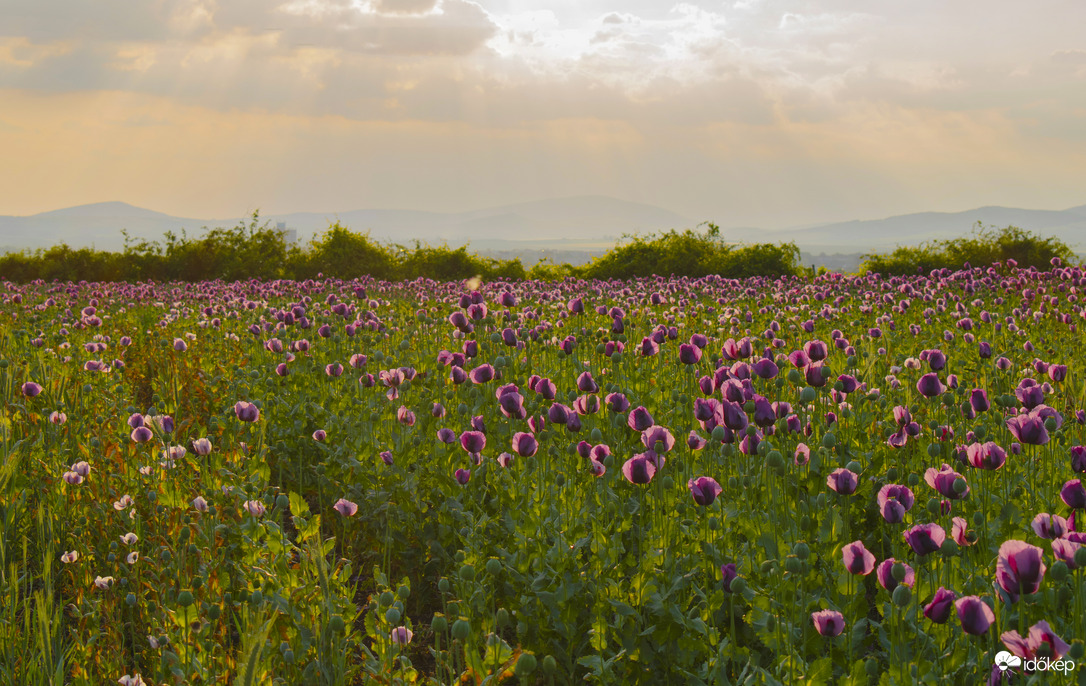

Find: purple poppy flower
1051;535;1084;569
449;367;468;384
687;430;707;451
454;468;470;485
744;358;775;381
969;389;990;413
955;596;995;635
678;344;702;365
380;451;394;466
638;337;659;357
1015;381;1045;410
436;428;455;444
811;610;845;637
1002;620;1070;660
1048;364;1068;382
721;401;748;431
390;626;413;645
965;442;1007;470
547;403;570;425
627;406;654;432
575;371;599;394
469;364;495;384
826;469;859;495
459;431;486;455
688;477;722;506
1006;412;1049;446
752;396;775;428
130;426;153;443
432;402;446;418
917;373;947;398
720;563;739;592
904;523;946;556
877;558;915;592
396;406;416;427
127;413;145;429
1031;513;1068;539
244;500;266;517
621;454;657;485
312;429;327;442
512;432;538;457
606;392;630;413
1060;479;1086;509
804;340;828;362
877;484;915;523
325;363;344;378
535;377;557;400
333;499;358;517
925;464;968;499
952;517;974;547
1072;446;1086;473
996;540;1046;602
924;587;956;624
794;443;810;466
360;373;376;387
234;401;260;423
641;425;676;453
497;452;515;468
275;363;289;377
842;540;876;575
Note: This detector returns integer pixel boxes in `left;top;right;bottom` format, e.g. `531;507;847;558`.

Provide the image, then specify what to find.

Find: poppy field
2;262;1086;685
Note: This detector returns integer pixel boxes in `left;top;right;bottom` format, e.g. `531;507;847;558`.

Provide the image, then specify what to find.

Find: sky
2;0;1085;229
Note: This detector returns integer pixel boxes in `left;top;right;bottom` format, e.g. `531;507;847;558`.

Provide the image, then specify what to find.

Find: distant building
275;222;297;244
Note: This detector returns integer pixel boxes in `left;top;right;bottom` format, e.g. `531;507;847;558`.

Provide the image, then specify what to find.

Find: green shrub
861;224;1075;275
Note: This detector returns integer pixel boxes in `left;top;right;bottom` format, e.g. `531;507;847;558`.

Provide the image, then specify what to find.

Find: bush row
0;216;1073;283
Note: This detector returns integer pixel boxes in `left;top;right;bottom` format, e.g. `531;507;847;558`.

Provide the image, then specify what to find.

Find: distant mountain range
1;197;1084;254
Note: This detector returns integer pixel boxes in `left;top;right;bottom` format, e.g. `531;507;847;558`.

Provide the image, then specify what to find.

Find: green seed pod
451;619;471;641
892;585;912;607
555;473;565;487
542;656;557;676
438;578;451;593
925;497;941;514
885;467;899;481
787;369;803;384
1074;546;1086;568
283;649;295;664
711;426;726;441
865;658;879;677
784;556;802;574
275;493;289;510
906;473;920;487
793;542;810;560
729;577;747;595
891;563;906;582
380;591;395;607
845;460;860;473
250;590;263;606
384;607;401;624
125;593;137;607
486;559;502;576
590;427;603;442
431;614;448;633
766;451;784;469
1067;640;1085;660
760;560;775;575
951;477;968;494
926;443;941;458
329;615;345;633
177;591;194;607
459;565;475;581
800;387;816;403
765;615;776;631
496;608;510;628
972;511;984;527
208;604;221;620
515;654;538;676
397;585;411;600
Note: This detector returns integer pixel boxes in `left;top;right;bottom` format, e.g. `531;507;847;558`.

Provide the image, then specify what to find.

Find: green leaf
289;491;310;517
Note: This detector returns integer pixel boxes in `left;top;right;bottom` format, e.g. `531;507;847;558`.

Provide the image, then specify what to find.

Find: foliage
579;223;802;280
861;224;1076;275
0;217;802;283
